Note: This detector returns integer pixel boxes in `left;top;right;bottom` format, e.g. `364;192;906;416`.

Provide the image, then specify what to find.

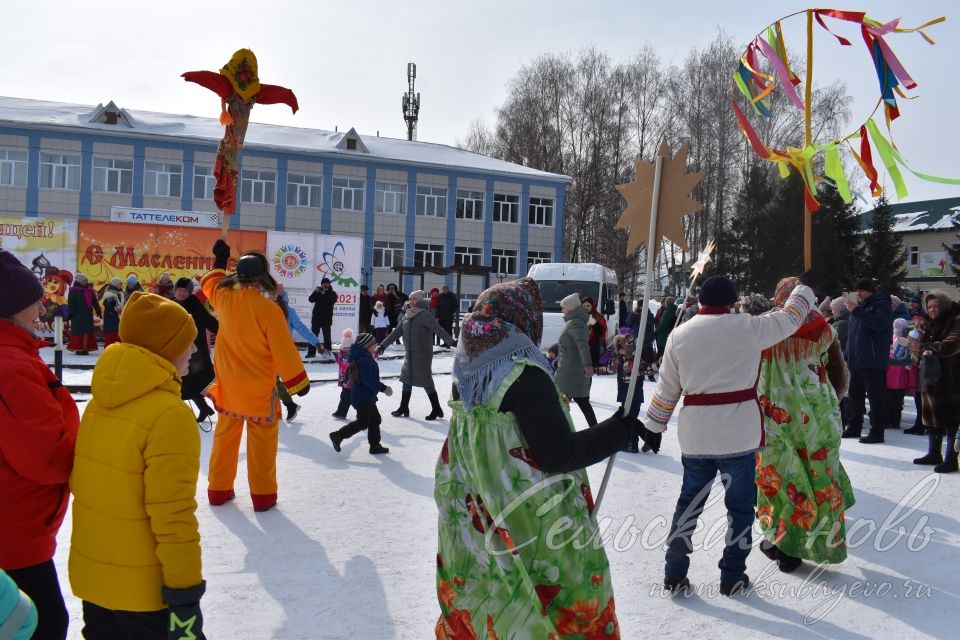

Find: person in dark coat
359;284;373;333
100;277;125;347
618;291;629;329
174;277;219;422
912;291;960;472
655;296;677;356
66;274;101;354
891;295;912;323
379;290;454;420
329;333;392;455
124;274;143;298
843;278;893;444
436;285;459;343
307;277;337;357
385;283;408;333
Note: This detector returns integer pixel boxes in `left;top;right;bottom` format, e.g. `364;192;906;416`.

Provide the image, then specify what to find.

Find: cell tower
402;62;420;141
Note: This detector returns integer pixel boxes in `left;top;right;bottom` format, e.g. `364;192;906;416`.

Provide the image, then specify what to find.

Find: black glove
797;269;818;291
377;345;385;355
162;582;205;640
295;382;311;398
212;240;231;270
595;407;633;439
642;430;662;454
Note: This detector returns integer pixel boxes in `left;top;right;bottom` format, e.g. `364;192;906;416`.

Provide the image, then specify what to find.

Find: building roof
0;95;571;184
859;196;960;233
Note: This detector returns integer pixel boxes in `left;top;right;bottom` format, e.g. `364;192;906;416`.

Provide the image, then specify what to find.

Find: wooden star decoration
616;141;705;259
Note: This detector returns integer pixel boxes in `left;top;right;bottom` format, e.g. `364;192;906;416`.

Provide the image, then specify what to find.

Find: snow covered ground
46;346;959;639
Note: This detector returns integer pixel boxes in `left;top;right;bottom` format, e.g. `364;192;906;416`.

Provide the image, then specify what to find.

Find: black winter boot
913;432;944;465
391;389;411;417
425;391;444;421
904;424;926;435
934;430;958;473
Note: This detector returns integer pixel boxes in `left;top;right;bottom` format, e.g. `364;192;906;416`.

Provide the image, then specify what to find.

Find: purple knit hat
0;249;44;317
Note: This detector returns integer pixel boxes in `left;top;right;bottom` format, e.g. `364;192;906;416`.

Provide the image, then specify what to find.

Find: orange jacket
201;270;309;422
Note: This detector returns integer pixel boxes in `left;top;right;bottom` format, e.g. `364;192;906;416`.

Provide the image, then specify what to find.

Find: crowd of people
3;239;959;638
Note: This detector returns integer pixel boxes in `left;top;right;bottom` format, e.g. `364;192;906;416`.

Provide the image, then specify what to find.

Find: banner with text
267;231;362;344
0;214;78;334
111;206;220;228
78;220;266;290
920;252;950;277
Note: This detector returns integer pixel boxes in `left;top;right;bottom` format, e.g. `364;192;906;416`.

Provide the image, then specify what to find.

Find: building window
40;153;81;191
493;193;519;223
907;245;919;266
951;243;960;265
492;248;518;275
414;243;445;267
460;294;478;314
93;157;133;194
332;177;364;211
526;250;552;271
0;149;27;187
240;169;276;204
287;173;322;208
454;245;482;266
456;189;484;220
373;240;404;268
529;196;554;227
193;164;215;200
144;161;182;198
375;182;407;214
416;185;447;217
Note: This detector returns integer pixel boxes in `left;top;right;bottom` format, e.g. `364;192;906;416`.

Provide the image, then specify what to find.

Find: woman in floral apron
435;277;632;639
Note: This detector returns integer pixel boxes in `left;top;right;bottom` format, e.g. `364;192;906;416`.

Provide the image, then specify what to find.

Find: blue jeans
664;452;755;584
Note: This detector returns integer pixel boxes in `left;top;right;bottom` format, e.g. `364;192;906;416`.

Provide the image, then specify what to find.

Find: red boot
252;493;278;512
208;489;235;506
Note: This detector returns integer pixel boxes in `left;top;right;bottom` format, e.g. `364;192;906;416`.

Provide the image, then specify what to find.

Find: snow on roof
0;95;571;183
858;196;960;233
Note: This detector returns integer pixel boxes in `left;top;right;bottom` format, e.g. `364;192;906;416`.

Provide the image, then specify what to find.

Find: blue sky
5;0;958;204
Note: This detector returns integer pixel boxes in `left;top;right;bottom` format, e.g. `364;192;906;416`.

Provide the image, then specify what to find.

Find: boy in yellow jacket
202;240;309;512
70;292;205;639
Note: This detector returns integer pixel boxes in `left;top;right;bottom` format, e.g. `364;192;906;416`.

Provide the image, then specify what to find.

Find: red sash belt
683;387;757;406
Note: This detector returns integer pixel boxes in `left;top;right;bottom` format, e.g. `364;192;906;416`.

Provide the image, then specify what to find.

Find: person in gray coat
378;290;455;420
555;292;598;426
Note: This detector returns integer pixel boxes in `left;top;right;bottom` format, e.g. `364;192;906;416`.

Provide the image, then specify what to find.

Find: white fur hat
374;300;385;311
560;292;581;311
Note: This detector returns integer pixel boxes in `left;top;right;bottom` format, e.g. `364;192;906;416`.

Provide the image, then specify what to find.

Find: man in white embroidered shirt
644;274;816;597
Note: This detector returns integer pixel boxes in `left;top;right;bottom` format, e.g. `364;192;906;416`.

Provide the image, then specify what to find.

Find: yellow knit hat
119;292;197;362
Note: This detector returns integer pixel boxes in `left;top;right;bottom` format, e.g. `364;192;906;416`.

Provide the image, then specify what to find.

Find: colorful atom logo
316;241;360;288
273;244;308;279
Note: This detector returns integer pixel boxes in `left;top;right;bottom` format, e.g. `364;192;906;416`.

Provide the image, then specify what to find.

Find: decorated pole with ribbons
183;49;299;238
592;141;705;516
733;10;955;269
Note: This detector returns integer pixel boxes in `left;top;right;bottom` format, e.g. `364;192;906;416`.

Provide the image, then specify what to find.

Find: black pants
572;396;598;427
334;387;351;417
307;321;332;355
887;388;906;428
6;560;68;640
81;601;168;640
437;318;453;345
333;403;382;445
849;367;887;435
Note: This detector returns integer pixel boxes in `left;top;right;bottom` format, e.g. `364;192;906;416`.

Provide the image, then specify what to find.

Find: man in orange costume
201;240;309;512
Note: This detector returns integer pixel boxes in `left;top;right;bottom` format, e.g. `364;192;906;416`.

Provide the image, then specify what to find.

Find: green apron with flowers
435;361;619;640
756;322;856;564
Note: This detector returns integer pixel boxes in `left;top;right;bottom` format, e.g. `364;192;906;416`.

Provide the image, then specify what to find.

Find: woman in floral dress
754;277;855;571
435;277;632;640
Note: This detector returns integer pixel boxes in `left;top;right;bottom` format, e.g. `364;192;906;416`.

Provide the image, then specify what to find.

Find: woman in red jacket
0;249;79;640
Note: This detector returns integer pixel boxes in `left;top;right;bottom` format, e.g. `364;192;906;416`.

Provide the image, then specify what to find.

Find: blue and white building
0;96;570;309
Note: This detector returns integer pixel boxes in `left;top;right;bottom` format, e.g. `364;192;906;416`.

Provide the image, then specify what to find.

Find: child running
329;333;392;455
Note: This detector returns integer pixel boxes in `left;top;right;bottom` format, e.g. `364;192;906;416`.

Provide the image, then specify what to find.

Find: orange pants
208;414;279;500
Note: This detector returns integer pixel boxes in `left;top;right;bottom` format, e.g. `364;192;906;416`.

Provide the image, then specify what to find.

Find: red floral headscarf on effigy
453;277;553;409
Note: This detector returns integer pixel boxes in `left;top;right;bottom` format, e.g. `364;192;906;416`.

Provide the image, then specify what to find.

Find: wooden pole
803;10;814;271
594;153;664;516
